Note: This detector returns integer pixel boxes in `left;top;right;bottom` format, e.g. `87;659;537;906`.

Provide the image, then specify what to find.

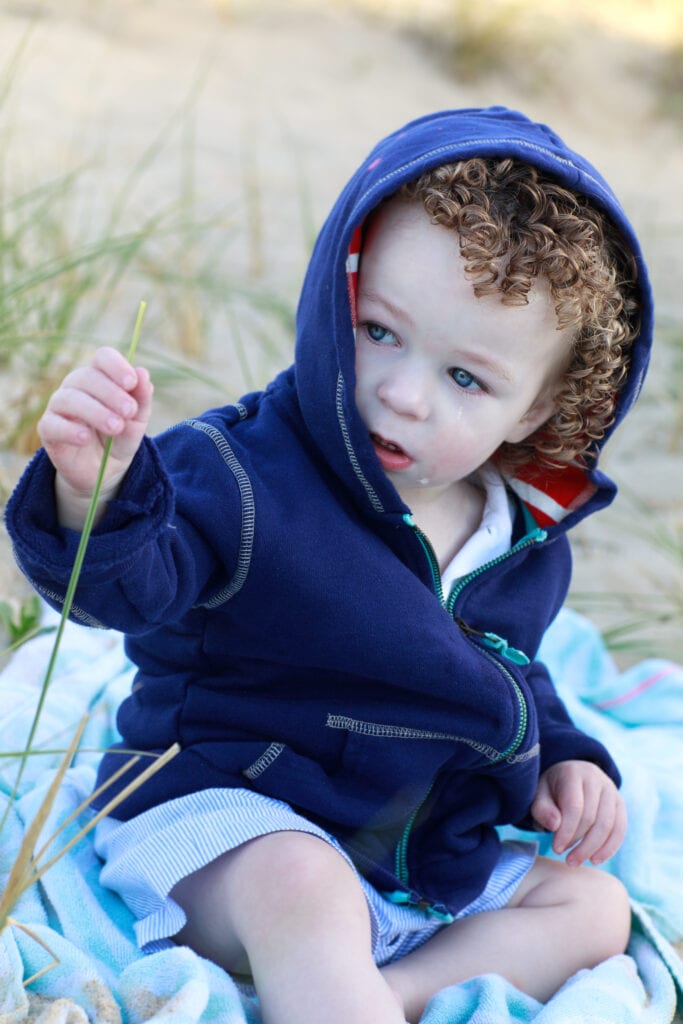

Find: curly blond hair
398;159;641;472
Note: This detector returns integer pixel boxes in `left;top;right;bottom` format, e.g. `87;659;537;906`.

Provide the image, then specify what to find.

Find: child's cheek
424;442;459;481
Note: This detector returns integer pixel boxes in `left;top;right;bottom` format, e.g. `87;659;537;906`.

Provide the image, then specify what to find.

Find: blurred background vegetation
0;0;681;663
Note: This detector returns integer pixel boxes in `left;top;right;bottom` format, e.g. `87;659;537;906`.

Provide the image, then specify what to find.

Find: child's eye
365;322;395;344
449;367;482;391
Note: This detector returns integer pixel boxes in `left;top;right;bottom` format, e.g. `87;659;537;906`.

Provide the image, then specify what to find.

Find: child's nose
377;368;430;420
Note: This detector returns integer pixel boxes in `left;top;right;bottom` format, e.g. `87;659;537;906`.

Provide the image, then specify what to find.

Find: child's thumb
530;784;562;833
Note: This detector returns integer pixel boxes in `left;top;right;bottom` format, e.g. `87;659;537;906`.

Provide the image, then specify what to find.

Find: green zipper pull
455;617;530;666
382;890;455;924
480;633;530;666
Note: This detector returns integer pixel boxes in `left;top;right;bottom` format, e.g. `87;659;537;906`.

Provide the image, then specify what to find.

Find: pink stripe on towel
595;665;677;710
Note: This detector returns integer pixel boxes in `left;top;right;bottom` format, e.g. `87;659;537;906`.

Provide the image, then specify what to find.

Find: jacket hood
293;106;654;532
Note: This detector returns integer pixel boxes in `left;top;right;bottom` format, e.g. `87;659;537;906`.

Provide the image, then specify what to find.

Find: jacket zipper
395;779;434;883
476;647;529;762
403;512;547;635
392;646;529;898
454;616;530;666
404;513;446;605
446;525;548;613
392;515;546;903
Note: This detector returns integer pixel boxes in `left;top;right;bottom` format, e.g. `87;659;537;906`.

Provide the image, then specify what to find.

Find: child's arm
8;365;246;634
530;759;627;867
37;346;153;531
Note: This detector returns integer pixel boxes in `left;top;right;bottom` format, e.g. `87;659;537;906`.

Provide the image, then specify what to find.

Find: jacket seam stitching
326;713;513;763
183;419;255;608
336;372;384;513
243;742;286;780
33;582;107;629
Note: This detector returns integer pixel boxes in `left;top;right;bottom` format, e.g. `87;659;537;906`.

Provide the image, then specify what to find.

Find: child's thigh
171;830;371;974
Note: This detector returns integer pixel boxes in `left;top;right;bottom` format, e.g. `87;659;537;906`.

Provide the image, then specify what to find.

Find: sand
1;1;681;659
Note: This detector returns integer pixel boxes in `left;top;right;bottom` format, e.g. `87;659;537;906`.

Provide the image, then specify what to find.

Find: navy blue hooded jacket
6;107;654;918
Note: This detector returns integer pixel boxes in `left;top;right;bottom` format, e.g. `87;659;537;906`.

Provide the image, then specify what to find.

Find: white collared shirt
440;463;513;599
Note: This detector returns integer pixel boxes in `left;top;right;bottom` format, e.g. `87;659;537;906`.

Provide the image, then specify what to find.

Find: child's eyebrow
459;350;515;384
357;289;416;329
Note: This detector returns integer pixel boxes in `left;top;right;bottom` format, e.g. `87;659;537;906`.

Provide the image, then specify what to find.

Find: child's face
354;199;573;503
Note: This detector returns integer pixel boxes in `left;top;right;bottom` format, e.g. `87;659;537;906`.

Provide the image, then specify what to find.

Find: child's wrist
55;474;119;532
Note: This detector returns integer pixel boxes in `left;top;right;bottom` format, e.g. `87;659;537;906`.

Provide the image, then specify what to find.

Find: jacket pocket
326;713;510;777
240;738;401;830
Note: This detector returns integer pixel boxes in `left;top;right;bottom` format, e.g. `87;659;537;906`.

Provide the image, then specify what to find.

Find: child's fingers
563;787;627;867
128;366;154;424
64;362;138;417
552;779;599;856
40;350;148;444
36;348;150;505
59;347;142;418
91;345;139;391
530;783;562;833
38;407;96;448
41;380;133;440
584;796;627;867
564;792;616;866
534;764;627;867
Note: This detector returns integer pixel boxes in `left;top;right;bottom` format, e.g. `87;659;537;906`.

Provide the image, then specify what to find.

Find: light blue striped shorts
95;787;537;967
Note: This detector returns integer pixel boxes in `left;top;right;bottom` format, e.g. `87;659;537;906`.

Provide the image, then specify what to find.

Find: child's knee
574;867;631;957
546;862;630;962
235;831;363;915
518;857;631;961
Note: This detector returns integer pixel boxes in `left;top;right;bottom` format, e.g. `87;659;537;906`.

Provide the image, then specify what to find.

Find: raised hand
38;346;154;530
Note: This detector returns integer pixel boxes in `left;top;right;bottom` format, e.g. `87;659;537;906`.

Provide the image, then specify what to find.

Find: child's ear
505;393;558;445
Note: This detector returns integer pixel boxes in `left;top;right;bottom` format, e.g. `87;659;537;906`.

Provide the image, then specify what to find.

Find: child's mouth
370;433;414;472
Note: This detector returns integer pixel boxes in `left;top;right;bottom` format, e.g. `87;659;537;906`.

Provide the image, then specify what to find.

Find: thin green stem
0;301;146;836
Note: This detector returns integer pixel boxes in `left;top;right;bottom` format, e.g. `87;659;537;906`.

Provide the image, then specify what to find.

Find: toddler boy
6;107;652;1023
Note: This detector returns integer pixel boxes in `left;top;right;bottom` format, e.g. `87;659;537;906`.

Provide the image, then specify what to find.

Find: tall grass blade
0;302;146;835
0;24;33;114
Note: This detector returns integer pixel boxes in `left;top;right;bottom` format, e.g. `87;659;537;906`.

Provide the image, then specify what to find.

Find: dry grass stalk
0;711;179;984
4;919;59;986
0;301;182;987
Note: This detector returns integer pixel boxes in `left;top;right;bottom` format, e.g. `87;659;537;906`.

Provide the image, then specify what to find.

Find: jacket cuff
5;438;174;584
539;730;622;789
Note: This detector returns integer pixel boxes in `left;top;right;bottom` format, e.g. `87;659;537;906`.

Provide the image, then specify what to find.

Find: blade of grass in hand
0;301;147;833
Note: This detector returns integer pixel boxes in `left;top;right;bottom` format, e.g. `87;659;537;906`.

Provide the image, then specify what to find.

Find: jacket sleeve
4;418;248;634
497;522;621;787
524;657;621;787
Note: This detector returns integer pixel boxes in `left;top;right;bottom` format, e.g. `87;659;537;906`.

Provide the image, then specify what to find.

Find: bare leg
381;856;631;1023
171;831;406;1024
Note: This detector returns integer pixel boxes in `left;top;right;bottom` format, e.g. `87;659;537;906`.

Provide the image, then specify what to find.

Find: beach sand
1;1;681;660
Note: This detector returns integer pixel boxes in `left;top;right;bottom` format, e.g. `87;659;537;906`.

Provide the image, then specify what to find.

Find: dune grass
0;34;295;454
0;304;181;982
0;35;294;980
